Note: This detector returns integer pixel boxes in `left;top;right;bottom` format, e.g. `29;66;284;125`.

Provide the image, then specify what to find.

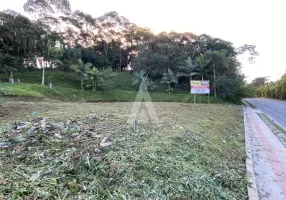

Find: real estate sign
190;80;210;94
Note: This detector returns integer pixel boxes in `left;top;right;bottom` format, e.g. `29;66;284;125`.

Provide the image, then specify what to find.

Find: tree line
0;0;259;101
250;75;286;100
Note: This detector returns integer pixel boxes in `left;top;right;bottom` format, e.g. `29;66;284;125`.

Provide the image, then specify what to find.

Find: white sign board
190;80;210;94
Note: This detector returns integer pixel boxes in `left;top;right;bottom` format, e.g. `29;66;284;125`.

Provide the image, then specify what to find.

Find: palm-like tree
132;70;156;92
87;67;101;91
177;57;199;83
132;70;146;86
195;53;211;81
70;59;93;90
97;67;117;90
207;50;228;97
146;80;157;92
161;68;178;94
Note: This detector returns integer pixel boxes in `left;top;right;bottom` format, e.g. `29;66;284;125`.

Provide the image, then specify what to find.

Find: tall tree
0;10;47;82
195;53;211;80
237;44;259;64
24;0;71;85
251;77;269;87
177;57;199;85
206;50;229;97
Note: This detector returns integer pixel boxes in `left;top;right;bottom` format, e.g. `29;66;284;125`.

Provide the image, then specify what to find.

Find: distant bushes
256;73;286;100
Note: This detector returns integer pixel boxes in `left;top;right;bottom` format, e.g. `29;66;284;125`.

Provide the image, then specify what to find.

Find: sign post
190;80;210;104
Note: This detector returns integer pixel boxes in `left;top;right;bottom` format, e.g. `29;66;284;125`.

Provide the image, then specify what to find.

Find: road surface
246;98;286;130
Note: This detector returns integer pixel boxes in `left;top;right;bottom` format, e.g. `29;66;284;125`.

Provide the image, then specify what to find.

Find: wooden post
208;94;210;104
194;94;196;104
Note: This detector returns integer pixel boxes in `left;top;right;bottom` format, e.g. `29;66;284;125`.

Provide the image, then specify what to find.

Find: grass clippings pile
0;104;247;199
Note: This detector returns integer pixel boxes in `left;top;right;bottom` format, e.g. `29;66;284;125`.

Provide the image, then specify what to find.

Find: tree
132;70;156;92
1;4;258;102
251;77;268;87
215;76;244;102
70;59;93;90
49;46;64;68
132;45;165;76
237;44;260;64
24;0;71;85
255;73;286;100
277;74;286;99
161;68;178;94
87;67;100;91
195;53;211;80
132;70;146;86
206;50;229;97
23;0;71;18
0;55;20;84
97;67;117;90
177;57;199;82
0;10;47;82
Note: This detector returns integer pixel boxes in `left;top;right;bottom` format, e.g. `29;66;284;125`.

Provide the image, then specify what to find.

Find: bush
255;73;286;100
215;76;244;103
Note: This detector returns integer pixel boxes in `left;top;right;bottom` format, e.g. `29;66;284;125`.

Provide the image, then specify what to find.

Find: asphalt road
246;98;286;130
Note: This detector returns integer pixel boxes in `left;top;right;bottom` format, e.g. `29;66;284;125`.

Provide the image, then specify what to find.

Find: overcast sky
1;0;285;82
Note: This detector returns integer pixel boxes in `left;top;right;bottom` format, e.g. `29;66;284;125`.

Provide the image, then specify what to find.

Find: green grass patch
0;83;44;98
0;82;223;104
0;70;227;104
0;71;79;89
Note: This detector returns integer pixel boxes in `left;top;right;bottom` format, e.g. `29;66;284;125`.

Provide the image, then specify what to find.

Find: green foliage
194;53;212;80
0;82;224;103
177;57;199;78
146;79;157;91
70;59;93;90
242;84;257;98
87;67;100;91
255;73;286;100
97;67;117;90
0;83;45;98
0;3;260;102
132;70;157;92
132;46;166;76
110;72;134;91
215;75;248;103
132;70;146;86
251;77;268;87
161;69;178;94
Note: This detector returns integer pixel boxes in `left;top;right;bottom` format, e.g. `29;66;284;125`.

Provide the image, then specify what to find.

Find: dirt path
245;106;286;199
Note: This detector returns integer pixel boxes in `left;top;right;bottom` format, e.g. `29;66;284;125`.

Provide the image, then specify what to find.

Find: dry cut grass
0;101;247;199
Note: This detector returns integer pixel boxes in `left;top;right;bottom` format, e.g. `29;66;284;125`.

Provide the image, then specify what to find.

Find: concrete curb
257;111;286;132
244;98;286;131
243;105;259;200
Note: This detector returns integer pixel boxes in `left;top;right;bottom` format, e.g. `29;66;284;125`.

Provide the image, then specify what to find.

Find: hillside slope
0;70;222;103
